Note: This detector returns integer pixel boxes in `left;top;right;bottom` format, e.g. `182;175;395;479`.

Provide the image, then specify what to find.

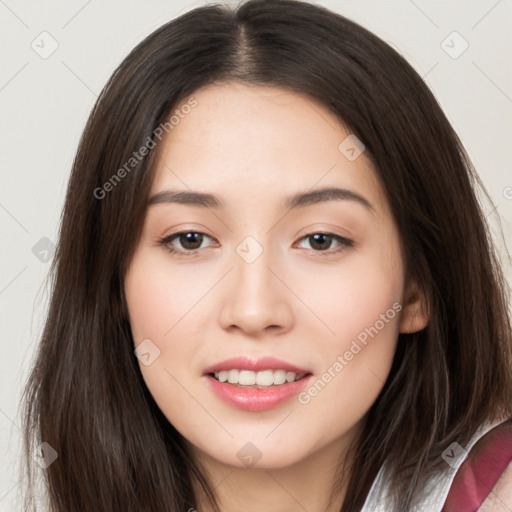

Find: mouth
202;356;313;412
208;369;311;388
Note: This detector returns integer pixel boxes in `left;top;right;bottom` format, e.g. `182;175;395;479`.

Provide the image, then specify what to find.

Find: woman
22;0;512;510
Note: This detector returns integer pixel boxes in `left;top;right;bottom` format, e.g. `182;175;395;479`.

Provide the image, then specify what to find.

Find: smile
203;356;313;412
212;369;308;387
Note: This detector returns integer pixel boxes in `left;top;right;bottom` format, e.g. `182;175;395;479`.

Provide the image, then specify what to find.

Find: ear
399;281;429;333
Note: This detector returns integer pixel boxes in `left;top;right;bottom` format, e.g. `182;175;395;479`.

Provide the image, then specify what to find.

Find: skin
124;82;429;512
480;463;512;511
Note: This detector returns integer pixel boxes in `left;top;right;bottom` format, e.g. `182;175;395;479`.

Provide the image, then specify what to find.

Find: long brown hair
21;1;512;510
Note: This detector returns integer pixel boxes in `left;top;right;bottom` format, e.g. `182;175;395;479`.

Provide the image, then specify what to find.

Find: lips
202;356;311;375
202;356;313;412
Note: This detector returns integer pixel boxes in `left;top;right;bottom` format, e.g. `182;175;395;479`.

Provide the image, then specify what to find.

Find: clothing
360;420;505;511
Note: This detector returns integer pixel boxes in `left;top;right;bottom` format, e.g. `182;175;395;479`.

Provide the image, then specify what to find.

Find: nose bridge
219;233;293;334
233;233;278;309
235;236;272;295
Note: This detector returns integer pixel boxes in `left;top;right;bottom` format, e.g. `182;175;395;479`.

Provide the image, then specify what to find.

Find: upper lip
203;356;311;375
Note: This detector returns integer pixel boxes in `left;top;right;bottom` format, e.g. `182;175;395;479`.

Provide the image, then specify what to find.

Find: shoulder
443;417;512;511
479;462;512;511
361;419;512;512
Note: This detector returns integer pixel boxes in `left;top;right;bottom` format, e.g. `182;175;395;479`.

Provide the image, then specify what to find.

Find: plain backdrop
1;0;511;510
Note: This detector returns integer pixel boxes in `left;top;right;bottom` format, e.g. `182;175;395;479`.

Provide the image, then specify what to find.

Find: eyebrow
147;186;374;212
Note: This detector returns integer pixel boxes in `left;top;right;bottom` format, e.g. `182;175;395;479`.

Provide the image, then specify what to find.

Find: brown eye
306;233;334;251
174;232;204;250
158;231;216;255
296;232;353;254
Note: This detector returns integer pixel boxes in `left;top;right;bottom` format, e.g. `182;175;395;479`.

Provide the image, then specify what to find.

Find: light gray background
1;0;511;510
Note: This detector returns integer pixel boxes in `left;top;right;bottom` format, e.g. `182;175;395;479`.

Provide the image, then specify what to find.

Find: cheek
299;245;403;350
297;288;402;438
124;249;214;383
124;253;204;343
294;243;403;413
124;255;201;421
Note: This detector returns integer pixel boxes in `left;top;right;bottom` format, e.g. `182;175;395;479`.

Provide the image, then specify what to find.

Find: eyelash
157;231;354;257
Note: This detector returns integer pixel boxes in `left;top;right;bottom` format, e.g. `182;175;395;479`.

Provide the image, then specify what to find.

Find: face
124;82;416;470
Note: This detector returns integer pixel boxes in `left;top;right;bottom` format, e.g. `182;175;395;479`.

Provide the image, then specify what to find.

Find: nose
218;243;294;336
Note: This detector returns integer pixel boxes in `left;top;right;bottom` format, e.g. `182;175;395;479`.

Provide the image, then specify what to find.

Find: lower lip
204;374;313;412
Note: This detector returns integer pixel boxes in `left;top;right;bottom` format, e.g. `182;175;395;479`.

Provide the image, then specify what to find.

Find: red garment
442;418;512;511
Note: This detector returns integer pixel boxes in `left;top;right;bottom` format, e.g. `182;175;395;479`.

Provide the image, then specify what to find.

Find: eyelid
158;230;354;257
293;232;353;248
158;231;218;253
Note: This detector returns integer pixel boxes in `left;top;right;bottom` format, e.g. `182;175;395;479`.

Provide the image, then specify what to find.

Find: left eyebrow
283;187;374;213
147;186;374;213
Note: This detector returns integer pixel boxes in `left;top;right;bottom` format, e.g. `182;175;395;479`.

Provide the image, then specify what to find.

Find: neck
187;425;360;512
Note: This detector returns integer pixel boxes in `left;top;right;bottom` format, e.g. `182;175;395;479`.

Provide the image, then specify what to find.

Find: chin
184;431;305;467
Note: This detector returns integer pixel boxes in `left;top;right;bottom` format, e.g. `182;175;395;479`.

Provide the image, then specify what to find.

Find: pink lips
203;356;312;412
203;356;310;375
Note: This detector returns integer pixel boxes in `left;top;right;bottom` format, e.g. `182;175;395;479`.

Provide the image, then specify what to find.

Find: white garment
360;421;500;512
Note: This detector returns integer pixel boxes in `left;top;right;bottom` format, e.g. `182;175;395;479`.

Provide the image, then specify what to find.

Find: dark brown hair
21;0;512;510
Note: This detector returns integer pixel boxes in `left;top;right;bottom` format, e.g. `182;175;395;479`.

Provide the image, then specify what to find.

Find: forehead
150;82;388;216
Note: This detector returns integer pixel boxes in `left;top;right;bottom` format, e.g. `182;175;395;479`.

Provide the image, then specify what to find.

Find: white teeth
286;371;296;383
213;369;307;387
227;369;239;384
273;369;287;385
256;369;274;386
238;370;256;385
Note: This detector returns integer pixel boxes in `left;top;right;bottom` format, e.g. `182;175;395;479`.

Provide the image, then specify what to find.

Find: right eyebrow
148;189;221;208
